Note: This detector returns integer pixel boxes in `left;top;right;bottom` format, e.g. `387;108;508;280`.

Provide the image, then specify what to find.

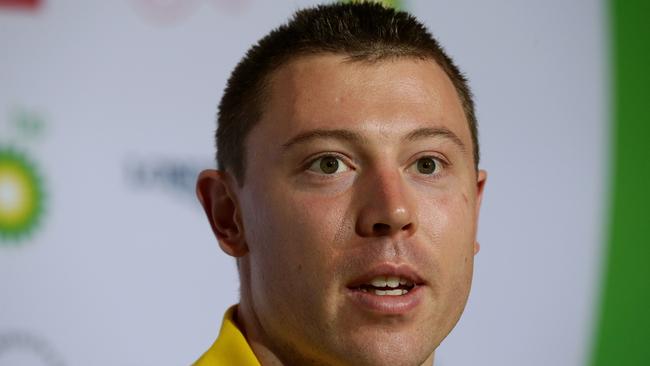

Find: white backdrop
0;1;607;365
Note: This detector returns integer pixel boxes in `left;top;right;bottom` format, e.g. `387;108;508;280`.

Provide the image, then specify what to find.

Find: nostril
401;223;413;231
372;223;391;234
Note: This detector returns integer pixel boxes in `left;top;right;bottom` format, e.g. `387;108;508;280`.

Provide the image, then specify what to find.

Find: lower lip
346;286;424;315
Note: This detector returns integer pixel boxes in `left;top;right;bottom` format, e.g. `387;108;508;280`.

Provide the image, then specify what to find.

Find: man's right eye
307;155;351;175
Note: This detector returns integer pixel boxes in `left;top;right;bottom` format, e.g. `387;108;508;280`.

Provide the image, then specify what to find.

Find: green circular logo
0;147;45;242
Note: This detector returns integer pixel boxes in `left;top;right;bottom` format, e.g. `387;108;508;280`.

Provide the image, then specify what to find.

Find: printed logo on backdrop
124;156;211;206
0;0;41;10
0;331;65;366
132;0;403;27
132;0;250;26
0;108;47;244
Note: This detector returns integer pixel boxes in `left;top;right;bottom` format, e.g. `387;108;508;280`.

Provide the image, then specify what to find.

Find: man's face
234;54;485;366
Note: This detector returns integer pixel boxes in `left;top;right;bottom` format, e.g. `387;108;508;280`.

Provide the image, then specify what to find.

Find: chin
332;329;435;366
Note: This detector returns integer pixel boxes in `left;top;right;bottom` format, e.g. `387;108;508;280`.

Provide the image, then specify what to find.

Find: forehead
254;53;470;150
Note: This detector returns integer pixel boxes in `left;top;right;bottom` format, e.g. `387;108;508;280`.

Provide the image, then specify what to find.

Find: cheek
280;196;354;288
419;188;475;242
419;191;476;329
240;181;351;298
419;188;476;280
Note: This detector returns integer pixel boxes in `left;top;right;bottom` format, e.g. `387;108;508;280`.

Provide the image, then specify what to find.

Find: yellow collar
193;305;261;366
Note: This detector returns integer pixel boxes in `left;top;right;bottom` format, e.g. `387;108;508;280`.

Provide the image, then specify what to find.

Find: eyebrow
280;126;466;151
404;127;466;152
281;129;367;150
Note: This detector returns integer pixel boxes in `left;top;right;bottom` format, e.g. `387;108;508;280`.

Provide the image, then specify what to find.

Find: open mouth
354;275;416;296
345;266;425;313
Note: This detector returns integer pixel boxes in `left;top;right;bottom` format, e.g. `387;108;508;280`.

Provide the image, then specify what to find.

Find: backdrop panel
0;1;608;365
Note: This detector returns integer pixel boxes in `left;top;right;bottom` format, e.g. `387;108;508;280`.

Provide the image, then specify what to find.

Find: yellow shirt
193;306;261;366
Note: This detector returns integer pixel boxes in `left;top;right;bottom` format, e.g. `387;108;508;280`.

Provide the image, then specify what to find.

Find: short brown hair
216;2;479;184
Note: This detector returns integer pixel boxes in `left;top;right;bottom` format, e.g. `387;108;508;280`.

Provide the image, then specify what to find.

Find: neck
236;299;286;366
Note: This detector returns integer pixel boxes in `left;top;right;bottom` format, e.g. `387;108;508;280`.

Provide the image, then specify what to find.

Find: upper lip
346;263;426;289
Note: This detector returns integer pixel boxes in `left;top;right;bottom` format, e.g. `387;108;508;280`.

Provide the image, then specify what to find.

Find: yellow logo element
0;147;45;242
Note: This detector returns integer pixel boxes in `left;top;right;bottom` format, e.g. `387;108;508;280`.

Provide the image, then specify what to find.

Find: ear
196;169;248;257
474;169;487;255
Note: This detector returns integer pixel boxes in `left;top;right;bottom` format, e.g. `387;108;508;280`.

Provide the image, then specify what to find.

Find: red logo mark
0;0;41;9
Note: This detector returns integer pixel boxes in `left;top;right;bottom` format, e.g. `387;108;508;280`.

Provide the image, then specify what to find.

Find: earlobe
196;169;248;257
474;241;480;255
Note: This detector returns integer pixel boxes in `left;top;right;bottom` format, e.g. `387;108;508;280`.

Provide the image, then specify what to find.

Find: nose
355;168;418;238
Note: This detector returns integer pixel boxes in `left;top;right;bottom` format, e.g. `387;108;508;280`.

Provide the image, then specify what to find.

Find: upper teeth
369;276;411;288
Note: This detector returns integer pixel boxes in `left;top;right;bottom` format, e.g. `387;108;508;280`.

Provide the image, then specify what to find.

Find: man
194;2;486;365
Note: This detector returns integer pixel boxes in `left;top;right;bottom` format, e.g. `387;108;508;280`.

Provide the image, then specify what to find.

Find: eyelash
304;153;354;175
301;153;450;176
409;155;449;177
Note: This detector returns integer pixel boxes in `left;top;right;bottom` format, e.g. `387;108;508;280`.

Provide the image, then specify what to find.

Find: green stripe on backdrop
591;0;650;365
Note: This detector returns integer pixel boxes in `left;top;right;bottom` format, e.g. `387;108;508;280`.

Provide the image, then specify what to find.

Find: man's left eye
307;155;351;175
413;157;440;175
